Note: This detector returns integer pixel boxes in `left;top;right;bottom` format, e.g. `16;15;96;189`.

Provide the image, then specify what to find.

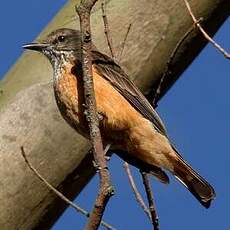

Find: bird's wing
91;50;167;136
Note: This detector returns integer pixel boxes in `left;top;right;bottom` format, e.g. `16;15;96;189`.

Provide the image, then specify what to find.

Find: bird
23;28;215;208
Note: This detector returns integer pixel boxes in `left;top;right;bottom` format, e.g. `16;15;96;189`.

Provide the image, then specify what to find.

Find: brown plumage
23;28;216;208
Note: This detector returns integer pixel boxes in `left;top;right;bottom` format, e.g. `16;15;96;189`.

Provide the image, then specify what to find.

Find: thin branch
141;172;159;230
123;162;151;221
75;1;114;230
118;24;132;62
20;146;115;230
101;0;115;59
152;23;196;107
183;0;230;59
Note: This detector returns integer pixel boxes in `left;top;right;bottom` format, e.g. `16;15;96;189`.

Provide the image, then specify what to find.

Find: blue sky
0;1;229;230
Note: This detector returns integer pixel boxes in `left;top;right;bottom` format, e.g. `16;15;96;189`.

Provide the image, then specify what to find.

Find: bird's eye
57;35;66;43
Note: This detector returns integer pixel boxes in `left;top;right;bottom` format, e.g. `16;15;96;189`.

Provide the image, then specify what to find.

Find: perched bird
23;28;215;208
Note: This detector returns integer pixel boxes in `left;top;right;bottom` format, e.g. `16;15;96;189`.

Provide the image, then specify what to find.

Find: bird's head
23;28;82;66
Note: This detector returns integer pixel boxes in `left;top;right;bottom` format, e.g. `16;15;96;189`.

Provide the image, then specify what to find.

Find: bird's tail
172;147;216;208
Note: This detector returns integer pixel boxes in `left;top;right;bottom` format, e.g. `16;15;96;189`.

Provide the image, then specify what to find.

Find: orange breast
53;63;143;143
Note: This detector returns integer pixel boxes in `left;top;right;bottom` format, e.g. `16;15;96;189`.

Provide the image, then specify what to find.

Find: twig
123;162;151;221
141;171;159;230
152;23;196;107
75;1;114;230
118;24;132;62
20;146;115;230
101;0;115;59
183;0;230;59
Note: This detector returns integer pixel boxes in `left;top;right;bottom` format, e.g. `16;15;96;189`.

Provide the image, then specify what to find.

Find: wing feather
92;50;167;136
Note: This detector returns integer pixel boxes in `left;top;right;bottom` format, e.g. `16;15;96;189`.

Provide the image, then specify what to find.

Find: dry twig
75;1;114;229
152;23;196;107
183;0;230;59
123;162;151;220
20;146;115;230
153;0;229;108
141;172;159;230
118;24;132;62
101;0;115;59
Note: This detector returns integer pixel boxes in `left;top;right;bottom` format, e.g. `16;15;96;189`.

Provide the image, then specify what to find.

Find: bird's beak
23;43;49;52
